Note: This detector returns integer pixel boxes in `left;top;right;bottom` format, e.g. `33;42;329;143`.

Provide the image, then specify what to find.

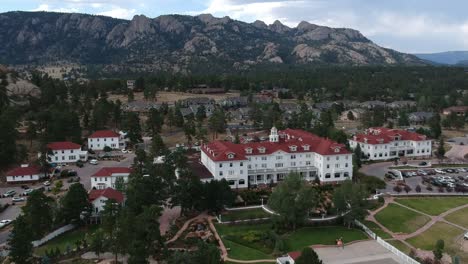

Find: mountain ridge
0;11;424;73
414;51;468;65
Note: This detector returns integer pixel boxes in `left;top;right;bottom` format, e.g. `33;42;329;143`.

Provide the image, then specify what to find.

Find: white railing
377;237;420;264
355;220;419;264
32;224;76;247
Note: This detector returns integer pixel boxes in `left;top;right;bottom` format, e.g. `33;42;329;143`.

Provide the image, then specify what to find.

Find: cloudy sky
1;0;467;53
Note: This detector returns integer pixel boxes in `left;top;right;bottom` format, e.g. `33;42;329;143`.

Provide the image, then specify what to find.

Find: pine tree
295;247;323;264
9;215;33;264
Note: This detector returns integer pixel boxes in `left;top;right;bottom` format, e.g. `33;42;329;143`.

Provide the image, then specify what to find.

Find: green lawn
284;226;368;251
375;203;430;234
362;220;392;239
406;222;464;251
445;207;468;228
220;208;271;222
396;197;468;215
223;239;274;260
35;225;100;256
215;223;367;261
387;240;412;254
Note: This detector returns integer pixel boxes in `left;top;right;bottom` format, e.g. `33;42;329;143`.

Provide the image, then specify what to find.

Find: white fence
377;237;420;264
355;220;419;264
32;224;76;247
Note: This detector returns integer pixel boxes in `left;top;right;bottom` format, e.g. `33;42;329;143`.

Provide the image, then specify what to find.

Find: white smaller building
91;167;131;190
88;130;126;151
46;142;88;164
349;127;432;161
88;188;124;214
6;164;45;183
276;251;301;264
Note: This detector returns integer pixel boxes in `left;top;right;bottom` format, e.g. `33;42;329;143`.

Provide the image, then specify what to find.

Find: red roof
92;167;132;177
352;127;428;145
89;188;124;203
47;141;81;150
7;165;41;176
202;129;350;162
288;251;301;260
89;130;120;138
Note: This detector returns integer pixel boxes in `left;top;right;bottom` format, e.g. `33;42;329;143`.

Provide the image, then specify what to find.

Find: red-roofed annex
349;127;432;160
200;127;353;188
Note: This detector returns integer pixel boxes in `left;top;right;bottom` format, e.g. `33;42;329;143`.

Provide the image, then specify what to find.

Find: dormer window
377;138;384;143
289;145;297;151
227;152;235;159
245;147;252;154
258;147;266;153
303;145;310;151
364;138;368;143
334;147;340;153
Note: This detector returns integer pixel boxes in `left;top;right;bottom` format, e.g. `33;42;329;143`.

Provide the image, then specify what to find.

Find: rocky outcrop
0;11;424;72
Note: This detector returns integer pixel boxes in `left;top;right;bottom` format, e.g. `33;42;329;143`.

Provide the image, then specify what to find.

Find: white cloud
31;4;79;13
98;7;137;19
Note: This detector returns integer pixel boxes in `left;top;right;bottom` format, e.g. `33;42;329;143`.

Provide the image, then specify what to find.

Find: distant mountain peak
0;11;424;73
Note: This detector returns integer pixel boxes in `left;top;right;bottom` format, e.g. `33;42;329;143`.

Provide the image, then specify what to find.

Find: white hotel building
91;167;131;190
88;130;126;151
46;141;88;165
200;128;353;188
349;127;432;161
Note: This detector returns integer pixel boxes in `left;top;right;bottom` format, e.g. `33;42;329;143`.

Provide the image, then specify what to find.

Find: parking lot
0;152;135;244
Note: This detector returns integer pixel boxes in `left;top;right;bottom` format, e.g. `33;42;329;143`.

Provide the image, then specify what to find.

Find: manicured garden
215;223;368;261
362;220;391;239
395;197;468;215
374;204;431;234
220;208;271;222
445;207;468;228
35;225;99;256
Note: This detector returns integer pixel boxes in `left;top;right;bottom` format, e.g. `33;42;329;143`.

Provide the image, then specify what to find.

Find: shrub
426;185;433;191
393;185;402;193
242;230;263;243
446;187;453;193
415;185;422;193
438;187;445;193
404;185;412;193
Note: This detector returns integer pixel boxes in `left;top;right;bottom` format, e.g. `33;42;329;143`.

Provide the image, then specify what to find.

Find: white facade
6;174;43;183
6;165;45;183
48;148;87;164
201;128;353;189
88;137;121;151
91;168;131;189
349;128;432;161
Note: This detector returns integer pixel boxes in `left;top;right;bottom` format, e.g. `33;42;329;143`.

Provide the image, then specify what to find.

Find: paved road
0;153;136;245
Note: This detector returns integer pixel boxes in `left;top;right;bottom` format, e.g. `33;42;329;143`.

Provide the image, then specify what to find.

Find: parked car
3;190;16;197
43;181;51;186
22;189;34;196
121;149;128;154
127;149;133;154
0;220;12;229
464;232;468;240
20;185;29;190
434;169;445;174
419;161;428;166
68;170;78;177
76;161;84;168
417;170;428;176
90;159;98;165
11;197;25;202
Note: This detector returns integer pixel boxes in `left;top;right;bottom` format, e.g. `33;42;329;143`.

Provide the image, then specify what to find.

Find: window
325;173;331;178
344;172;349;177
228;153;234;159
61;150;64;154
303;145;310;151
104;138;107;141
306;161;311;165
258;147;266;153
326;164;330;169
336;156;339;160
247;165;252;169
228;180;235;186
327;157;330;161
240;162;243;166
219;164;223;168
261;157;267;161
306;154;311;158
289;145;297;151
230;163;233;167
219;171;223;176
334;173;340;178
291;162;296;166
70;150;74;153
261;164;267;168
245;148;252;154
291;155;296;159
69;155;76;160
345;163;348;168
276;156;283;160
228;170;234;175
275;163;283;168
256;175;262;181
239;179;245;185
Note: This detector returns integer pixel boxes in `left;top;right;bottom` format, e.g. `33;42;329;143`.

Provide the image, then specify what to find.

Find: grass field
35;226;99;256
396;197;468;215
375;204;431;234
387;240;412;254
363;220;392;239
220;208;271;222
406;222;464;250
215;223;367;261
445;207;468;228
284;226;368;251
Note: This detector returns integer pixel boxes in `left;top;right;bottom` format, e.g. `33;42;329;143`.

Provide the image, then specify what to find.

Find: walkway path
365;197;468;260
165;212;208;245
